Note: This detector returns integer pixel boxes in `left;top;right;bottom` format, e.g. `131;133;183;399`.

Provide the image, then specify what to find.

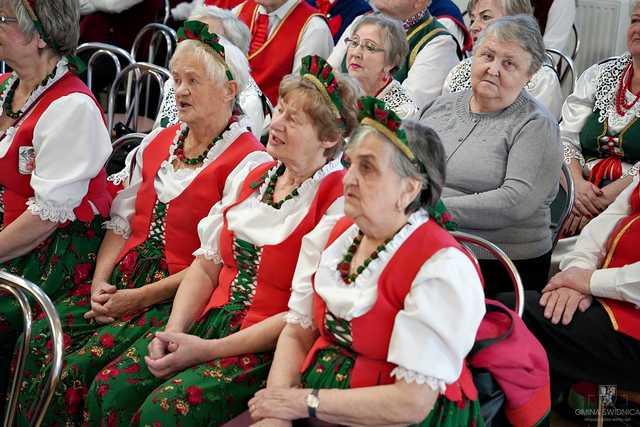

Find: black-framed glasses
344;37;385;54
0;15;17;24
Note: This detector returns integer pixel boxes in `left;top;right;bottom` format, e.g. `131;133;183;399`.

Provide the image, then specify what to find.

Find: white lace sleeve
193;151;273;263
623;161;640;177
154;79;178;129
527;65;563;121
387;247;485;387
559;63;600;165
390;367;447;394
29;93;111;223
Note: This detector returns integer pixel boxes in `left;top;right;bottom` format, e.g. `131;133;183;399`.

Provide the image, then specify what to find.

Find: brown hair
278;72;362;159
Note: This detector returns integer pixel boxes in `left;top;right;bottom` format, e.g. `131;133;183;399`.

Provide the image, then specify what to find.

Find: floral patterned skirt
86;302;273;427
15;239;172;427
303;347;484;427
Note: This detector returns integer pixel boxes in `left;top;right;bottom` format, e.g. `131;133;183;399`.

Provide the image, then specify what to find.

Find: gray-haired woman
443;0;563;120
344;14;419;119
155;5;269;137
423;15;562;294
0;0;111;392
249;97;485;427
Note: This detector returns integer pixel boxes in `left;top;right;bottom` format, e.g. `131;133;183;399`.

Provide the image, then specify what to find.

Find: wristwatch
306;388;320;418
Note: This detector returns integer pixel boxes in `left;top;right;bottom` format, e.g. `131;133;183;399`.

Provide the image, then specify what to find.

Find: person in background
234;0;334;106
345;14;419;119
429;0;473;55
307;0;372;43
531;0;577;55
443;0;563;120
330;0;461;111
422;15;561;294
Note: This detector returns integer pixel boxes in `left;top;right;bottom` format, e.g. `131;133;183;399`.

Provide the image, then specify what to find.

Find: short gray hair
170;37;250;100
351;14;408;73
476;14;545;75
5;0;79;56
349;119;446;214
189;5;251;55
468;0;533;16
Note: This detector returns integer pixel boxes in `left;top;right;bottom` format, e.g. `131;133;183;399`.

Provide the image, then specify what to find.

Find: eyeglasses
0;15;17;24
344;37;385;54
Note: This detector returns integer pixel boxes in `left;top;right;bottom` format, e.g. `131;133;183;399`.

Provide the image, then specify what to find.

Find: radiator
575;0;631;75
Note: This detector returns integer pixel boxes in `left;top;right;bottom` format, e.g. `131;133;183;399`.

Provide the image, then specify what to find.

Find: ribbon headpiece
177;20;234;81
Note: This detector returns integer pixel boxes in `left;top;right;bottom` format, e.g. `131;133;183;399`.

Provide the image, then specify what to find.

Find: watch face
306;393;320;409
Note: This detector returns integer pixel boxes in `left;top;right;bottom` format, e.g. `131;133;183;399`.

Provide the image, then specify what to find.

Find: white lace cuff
390;367;446;394
284;310;315;329
103;216;131;239
563;142;584;165
623;162;640;177
193;247;222;264
26;197;76;223
107;169;130;187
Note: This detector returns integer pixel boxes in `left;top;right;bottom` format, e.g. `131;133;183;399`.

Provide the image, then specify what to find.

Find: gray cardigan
421;90;562;259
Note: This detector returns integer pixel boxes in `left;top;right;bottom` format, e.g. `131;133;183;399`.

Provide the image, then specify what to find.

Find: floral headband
20;0;86;73
357;96;421;164
300;55;344;125
177;20;234;81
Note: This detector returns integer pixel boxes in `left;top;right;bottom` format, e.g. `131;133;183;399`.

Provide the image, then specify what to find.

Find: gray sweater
421;90;562;259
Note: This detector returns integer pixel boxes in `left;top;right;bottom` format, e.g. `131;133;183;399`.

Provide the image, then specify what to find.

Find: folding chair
550;162;575;247
76;42;135;93
0;271;63;427
107;62;172;136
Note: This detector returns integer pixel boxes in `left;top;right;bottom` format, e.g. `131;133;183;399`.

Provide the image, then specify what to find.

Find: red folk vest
115;124;265;275
598;181;640;341
200;161;345;329
238;0;324;105
0;72;111;227
303;217;480;403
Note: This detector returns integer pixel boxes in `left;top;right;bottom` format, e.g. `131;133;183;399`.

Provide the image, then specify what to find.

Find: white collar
258;0;299;20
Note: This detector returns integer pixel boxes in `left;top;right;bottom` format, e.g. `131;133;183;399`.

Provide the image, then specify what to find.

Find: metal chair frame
551;162;576;247
131;23;177;67
161;0;170;25
546;47;577;96
0;271;63;427
451;231;524;318
76;42;135;92
570;23;580;61
107;62;171;136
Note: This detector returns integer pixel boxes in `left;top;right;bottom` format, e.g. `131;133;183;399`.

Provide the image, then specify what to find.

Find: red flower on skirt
123;363;140;374
47;333;71;351
70;283;92;297
107;411;118;427
186;385;203;405
100;333;115;349
96;367;120;382
73;263;93;285
64;385;88;415
119;251;138;275
96;383;110;398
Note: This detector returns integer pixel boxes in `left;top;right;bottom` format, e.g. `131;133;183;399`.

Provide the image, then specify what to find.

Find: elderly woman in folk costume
344;14;419;120
249;98;485;427
442;0;563;120
13;21;269;426
0;0;111;395
556;0;640;239
86;55;361;427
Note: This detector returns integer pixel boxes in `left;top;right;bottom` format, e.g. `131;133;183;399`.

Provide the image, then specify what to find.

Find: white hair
171;37;250;98
189;5;251;55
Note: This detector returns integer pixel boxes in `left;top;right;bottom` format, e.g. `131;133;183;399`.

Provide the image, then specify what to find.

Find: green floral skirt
86;303;273;427
303;347;484;427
